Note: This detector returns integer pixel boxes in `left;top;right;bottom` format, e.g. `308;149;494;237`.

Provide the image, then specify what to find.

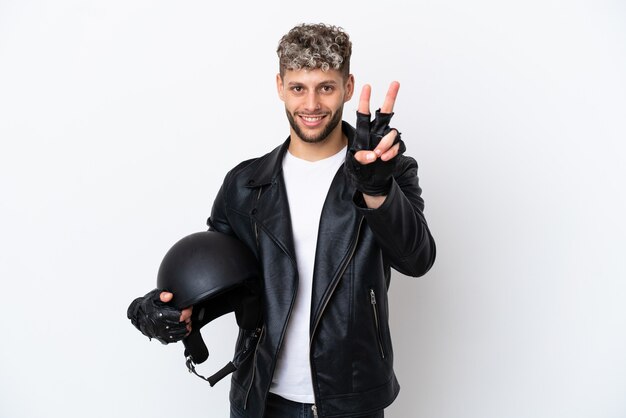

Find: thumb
160;291;173;303
354;150;378;165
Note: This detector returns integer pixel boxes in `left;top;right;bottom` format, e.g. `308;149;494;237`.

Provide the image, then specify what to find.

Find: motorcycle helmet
156;230;262;385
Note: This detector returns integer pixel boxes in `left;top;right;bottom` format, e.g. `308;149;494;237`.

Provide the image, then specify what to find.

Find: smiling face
277;68;354;145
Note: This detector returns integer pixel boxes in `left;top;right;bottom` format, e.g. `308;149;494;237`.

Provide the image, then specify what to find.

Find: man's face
277;68;354;144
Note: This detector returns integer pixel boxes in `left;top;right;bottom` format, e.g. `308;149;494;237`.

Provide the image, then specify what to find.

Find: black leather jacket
207;122;436;417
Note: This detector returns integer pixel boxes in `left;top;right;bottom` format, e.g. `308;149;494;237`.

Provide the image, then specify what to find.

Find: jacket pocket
369;289;386;359
231;327;262;395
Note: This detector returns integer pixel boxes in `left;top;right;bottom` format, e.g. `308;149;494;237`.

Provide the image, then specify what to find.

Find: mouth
298;113;327;127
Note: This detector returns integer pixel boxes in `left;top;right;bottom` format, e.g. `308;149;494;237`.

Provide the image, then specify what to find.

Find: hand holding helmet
160;291;193;333
127;288;191;344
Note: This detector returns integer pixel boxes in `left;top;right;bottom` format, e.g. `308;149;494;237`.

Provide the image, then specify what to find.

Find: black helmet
156;230;262;386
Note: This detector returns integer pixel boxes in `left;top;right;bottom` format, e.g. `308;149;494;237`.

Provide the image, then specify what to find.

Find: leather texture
207;121;435;417
344;109;406;196
127;288;188;344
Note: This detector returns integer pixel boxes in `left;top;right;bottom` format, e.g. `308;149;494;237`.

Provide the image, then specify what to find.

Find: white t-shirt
269;145;347;403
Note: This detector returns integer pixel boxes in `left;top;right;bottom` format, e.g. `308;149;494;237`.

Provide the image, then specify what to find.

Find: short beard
286;108;343;144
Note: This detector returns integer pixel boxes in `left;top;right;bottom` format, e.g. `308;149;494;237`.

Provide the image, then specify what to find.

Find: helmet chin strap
185;356;237;387
179;282;264;386
182;320;263;387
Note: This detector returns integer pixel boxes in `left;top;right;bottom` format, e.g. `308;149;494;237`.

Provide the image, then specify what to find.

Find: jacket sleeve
206;171;235;236
354;155;436;277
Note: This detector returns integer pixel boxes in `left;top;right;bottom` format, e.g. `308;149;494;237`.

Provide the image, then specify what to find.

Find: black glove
127;288;188;344
344;109;406;196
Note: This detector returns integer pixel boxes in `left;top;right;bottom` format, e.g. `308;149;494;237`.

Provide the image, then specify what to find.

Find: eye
320;85;334;93
290;86;304;94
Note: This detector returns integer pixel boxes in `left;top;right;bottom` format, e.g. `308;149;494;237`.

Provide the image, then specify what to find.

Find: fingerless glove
127;288;188;344
344;109;406;196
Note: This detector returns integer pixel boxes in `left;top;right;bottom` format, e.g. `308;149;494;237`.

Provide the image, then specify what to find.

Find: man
130;23;435;417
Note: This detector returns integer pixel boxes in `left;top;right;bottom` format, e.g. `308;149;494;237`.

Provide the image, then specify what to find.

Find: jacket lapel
246;139;297;264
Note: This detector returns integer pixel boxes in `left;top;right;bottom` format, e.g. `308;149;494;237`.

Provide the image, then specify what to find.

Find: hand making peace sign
344;80;406;200
353;81;402;165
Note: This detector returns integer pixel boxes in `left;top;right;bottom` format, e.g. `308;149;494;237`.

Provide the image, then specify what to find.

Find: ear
276;73;285;101
344;74;355;102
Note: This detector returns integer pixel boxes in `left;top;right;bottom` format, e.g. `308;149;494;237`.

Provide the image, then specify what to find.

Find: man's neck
287;126;347;162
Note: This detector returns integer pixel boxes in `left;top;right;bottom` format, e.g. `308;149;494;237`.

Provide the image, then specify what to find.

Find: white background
1;1;625;417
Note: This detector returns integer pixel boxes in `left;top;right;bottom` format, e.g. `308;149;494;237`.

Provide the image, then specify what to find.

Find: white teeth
302;116;322;122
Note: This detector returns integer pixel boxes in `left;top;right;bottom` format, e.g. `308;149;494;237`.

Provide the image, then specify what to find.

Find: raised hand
345;81;406;196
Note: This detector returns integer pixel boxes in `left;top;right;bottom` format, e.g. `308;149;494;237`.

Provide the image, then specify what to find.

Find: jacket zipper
310;216;364;343
244;326;264;409
254;187;262;247
245;187;264;409
309;216;365;415
369;289;386;359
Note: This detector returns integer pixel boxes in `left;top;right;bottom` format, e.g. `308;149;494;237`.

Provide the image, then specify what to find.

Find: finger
380;143;400;161
373;129;398;157
380;81;400;114
358;84;371;115
160;292;173;303
354;149;378;165
180;306;193;322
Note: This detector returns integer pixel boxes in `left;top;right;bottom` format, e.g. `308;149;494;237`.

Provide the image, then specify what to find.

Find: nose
304;91;321;112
